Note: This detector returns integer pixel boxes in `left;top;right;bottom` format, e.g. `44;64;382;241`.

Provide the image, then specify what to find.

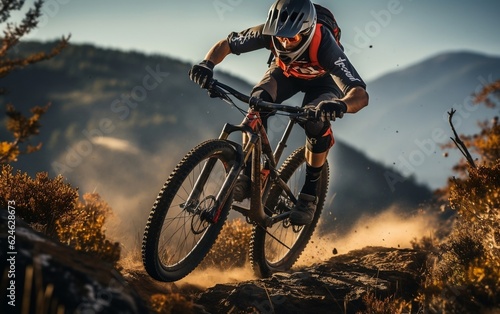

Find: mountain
1;41;433;248
335;51;500;189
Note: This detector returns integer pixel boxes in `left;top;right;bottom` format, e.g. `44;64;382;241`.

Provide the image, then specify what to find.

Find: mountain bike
142;79;330;282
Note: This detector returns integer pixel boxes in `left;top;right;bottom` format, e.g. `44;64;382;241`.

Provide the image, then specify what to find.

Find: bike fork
185;139;244;224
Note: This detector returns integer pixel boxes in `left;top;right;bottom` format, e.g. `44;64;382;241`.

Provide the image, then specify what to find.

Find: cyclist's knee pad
305;121;334;153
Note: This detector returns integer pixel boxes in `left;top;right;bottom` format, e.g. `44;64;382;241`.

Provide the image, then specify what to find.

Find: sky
12;0;500;84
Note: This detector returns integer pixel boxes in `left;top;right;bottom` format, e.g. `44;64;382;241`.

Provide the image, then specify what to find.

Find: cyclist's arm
203;25;270;66
203;39;232;66
317;27;369;113
341;86;369;113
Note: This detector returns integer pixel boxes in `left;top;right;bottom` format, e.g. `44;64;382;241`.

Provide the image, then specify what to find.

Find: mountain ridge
336;49;500;189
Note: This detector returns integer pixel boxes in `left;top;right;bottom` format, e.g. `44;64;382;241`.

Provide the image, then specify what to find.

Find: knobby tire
250;146;329;278
142;139;237;282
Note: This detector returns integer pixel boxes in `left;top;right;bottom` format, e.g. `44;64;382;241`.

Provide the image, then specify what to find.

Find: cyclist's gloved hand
315;100;347;121
189;60;215;89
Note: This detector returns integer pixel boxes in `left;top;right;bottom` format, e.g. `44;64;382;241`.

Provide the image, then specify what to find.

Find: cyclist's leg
300;74;343;190
290;76;341;224
251;63;300;129
234;65;300;201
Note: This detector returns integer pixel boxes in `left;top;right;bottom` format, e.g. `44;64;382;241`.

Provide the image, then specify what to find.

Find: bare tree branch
0;0;26;23
448;108;476;169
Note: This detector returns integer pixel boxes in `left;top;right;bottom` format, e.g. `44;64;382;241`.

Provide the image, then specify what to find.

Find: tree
0;0;69;163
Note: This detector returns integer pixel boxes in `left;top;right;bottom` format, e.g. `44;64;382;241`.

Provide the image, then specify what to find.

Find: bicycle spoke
155;150;229;268
260;224;292;251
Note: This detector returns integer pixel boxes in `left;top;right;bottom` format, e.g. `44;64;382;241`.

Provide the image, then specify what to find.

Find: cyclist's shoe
290;193;317;226
233;174;251;202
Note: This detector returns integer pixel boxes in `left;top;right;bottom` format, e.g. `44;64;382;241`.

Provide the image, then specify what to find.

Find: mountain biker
189;0;369;226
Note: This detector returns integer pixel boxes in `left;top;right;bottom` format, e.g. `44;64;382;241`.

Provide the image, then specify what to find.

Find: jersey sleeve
317;26;366;94
227;24;272;55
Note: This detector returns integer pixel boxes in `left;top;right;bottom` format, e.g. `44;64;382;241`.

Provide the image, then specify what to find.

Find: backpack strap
309;23;323;67
267;51;275;67
267;39;277;67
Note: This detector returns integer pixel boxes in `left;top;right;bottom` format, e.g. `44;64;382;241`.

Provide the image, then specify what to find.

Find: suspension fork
185;126;244;223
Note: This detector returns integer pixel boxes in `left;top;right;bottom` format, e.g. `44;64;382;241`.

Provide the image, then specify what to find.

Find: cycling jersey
227;23;366;94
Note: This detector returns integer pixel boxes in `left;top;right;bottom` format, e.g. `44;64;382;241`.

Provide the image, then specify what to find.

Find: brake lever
206;79;225;98
207;88;224;99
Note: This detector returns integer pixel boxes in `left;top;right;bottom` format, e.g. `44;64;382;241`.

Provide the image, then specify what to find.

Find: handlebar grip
309;109;320;120
206;79;217;90
249;96;261;108
313;110;343;121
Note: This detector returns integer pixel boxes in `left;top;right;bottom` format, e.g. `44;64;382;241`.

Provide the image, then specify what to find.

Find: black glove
189;60;215;88
316;100;348;121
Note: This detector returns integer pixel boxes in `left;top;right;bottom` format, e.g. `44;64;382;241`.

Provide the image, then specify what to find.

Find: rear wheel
249;146;329;278
142;140;237;282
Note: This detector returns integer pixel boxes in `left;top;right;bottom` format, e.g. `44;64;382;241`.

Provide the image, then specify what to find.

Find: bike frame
188;107;300;228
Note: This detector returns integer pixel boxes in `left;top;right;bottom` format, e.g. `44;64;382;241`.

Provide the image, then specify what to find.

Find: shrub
359;292;412;314
0;164;121;265
56;193;121;265
200;219;252;269
0;164;78;237
419;168;499;312
149;293;194;314
436;164;499;310
418;81;500;312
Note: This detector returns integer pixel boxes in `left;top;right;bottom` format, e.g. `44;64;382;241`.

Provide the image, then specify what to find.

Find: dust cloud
296;206;439;266
178;267;257;289
63;138;187;254
165;206;440;289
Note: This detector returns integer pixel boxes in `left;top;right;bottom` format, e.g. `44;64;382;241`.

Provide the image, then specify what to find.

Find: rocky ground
1;211;428;313
192;247;427;313
0;210;148;314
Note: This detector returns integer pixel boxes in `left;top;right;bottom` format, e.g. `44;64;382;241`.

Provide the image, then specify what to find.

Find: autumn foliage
0;0;68;163
0;164;121;265
418;80;500;313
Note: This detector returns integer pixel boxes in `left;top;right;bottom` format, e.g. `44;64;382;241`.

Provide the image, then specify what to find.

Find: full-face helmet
262;0;317;65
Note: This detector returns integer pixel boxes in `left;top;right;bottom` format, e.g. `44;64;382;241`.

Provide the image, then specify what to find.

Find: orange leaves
0;104;50;163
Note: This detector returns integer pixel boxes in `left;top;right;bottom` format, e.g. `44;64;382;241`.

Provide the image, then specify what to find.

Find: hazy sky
14;0;500;84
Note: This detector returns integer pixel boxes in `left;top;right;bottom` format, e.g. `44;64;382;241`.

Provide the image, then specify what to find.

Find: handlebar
207;79;318;120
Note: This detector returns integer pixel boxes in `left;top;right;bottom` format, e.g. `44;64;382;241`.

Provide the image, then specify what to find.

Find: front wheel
250;146;329;278
142;140;237;282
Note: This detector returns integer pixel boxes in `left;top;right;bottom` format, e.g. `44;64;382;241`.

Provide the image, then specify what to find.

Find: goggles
276;33;302;44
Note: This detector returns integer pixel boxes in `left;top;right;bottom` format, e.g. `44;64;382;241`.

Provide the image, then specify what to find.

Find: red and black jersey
227;23;366;94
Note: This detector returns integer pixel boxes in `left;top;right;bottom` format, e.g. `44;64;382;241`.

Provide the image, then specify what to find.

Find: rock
0;209;148;314
194;246;427;314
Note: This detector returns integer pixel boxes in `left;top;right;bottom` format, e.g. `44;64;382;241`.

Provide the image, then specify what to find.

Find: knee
305;122;334;153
